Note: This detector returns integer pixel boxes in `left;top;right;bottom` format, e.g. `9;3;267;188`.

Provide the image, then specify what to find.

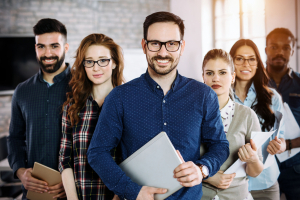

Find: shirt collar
144;69;180;92
287;67;293;79
38;63;70;83
220;98;234;119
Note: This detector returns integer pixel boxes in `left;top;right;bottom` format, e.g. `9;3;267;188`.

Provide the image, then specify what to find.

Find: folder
26;162;62;200
119;131;183;200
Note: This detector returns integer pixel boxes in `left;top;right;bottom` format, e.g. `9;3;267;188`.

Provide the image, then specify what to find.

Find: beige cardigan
201;103;263;200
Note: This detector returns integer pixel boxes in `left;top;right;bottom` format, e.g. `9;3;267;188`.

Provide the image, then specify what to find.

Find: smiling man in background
87;11;229;200
266;28;300;200
7;18;70;199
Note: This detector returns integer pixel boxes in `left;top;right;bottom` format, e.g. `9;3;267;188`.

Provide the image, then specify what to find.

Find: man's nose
158;44;169;57
45;47;53;57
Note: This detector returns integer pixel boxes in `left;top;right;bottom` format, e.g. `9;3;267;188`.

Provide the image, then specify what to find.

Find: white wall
170;0;203;81
265;0;298;71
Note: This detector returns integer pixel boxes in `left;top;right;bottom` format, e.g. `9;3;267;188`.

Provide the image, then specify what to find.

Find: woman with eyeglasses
201;49;263;200
58;33;125;200
229;39;286;200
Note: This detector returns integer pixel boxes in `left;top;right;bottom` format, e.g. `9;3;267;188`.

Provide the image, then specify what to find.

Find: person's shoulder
179;75;212;92
14;73;39;95
235;103;255;116
269;87;282;103
292;70;300;80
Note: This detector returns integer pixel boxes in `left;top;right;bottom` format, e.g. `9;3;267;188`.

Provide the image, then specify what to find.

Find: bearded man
7;18;70;200
87;11;229;200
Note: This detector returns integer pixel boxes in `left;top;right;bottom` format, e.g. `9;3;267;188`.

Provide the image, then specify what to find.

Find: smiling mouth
156;59;170;65
240;70;251;74
93;74;103;78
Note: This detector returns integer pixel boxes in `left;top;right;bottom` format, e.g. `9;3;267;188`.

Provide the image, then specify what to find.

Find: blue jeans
278;164;300;200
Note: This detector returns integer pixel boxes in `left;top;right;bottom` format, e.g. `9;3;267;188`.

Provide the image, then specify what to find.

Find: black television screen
0;36;39;93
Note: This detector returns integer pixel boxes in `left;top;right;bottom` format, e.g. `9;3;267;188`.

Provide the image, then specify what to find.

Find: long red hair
63;33;125;126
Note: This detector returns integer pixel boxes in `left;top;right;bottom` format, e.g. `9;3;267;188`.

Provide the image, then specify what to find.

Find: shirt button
163;100;166;103
46;113;48;116
164;122;167;126
47;100;49;102
157;86;160;89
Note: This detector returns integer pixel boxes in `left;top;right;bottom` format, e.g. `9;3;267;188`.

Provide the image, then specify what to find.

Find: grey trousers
250;181;280;200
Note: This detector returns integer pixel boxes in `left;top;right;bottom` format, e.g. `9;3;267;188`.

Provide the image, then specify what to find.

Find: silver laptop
119;131;183;200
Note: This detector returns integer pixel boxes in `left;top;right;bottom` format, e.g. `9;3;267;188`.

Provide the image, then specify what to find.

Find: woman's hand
203;171;236;189
238;139;259;164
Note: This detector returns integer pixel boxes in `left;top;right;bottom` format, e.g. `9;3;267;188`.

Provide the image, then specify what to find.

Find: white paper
276;103;300;162
224;130;275;177
263;112;283;169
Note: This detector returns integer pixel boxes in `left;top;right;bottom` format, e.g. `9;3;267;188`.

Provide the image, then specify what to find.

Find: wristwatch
198;164;209;178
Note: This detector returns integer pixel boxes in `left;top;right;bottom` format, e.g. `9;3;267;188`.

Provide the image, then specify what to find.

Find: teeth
157;59;169;63
241;71;250;72
45;59;55;63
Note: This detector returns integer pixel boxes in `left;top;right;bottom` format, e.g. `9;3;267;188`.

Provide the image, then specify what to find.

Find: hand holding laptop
173;150;203;187
136;150;203;200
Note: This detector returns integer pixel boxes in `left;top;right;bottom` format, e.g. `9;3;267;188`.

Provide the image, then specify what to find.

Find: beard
147;55;179;75
268;55;287;72
37;52;65;73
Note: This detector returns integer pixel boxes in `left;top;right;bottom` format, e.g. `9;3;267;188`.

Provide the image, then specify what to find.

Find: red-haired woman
58;33;125;200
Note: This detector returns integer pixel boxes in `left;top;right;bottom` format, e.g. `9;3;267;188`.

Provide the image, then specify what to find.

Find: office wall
0;0;169;136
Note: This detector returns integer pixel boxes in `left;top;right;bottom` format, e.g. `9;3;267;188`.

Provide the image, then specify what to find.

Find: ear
180;40;186;56
112;62;116;69
232;71;236;84
64;43;69;54
202;74;205;83
265;46;268;55
141;39;147;54
35;44;37;53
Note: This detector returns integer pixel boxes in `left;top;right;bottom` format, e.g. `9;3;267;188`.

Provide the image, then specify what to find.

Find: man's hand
48;182;66;199
238;139;259;163
16;168;48;193
136;186;167;200
173;150;203;187
112;194;120;200
203;171;235;189
267;136;286;155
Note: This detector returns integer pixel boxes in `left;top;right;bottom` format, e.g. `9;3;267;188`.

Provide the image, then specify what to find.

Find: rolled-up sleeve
58;104;73;173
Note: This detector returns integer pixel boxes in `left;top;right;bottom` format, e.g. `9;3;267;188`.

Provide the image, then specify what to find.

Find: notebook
26;162;62;200
119;131;183;200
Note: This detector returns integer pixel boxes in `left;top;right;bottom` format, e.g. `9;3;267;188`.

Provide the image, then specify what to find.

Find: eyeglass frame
145;40;183;52
233;56;258;66
82;58;112;68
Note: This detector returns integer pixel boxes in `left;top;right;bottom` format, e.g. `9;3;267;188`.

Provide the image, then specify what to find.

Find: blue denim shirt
269;68;300;169
87;70;230;200
234;83;285;190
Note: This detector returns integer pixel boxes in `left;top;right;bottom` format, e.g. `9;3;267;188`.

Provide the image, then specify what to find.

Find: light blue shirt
234;83;285;191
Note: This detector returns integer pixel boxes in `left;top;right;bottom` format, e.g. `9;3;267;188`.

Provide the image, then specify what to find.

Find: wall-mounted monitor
0;35;39;95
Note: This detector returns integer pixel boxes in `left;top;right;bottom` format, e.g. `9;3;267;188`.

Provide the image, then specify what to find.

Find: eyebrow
85;56;109;59
205;68;228;72
235;55;255;57
36;43;61;46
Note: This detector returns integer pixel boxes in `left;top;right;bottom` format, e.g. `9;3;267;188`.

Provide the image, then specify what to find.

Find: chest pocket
289;94;300;108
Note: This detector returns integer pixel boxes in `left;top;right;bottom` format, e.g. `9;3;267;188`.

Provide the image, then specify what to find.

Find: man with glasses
266;28;300;200
87;11;229;200
7;18;70;199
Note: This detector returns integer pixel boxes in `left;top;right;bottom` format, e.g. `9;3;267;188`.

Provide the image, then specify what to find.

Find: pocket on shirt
293;164;300;174
289;95;300;108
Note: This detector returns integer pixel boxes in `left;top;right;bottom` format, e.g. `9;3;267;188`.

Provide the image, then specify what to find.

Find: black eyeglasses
145;40;182;52
82;58;111;68
234;56;257;66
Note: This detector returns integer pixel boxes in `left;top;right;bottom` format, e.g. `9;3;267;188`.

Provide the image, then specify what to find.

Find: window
214;0;266;62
